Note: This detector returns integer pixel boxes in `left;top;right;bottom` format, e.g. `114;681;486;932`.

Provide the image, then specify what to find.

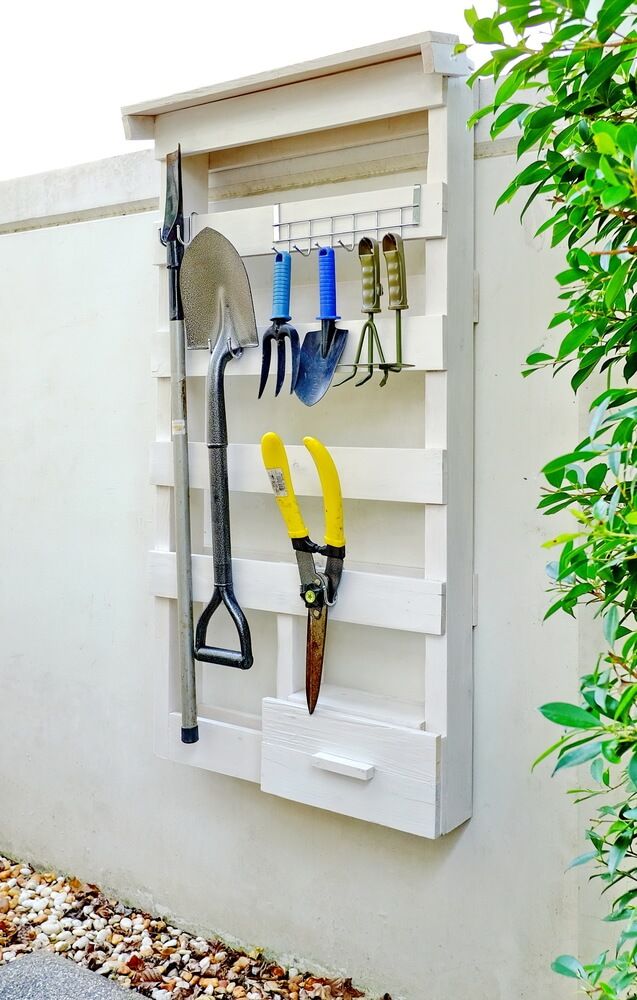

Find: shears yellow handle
261;432;309;539
303;436;345;549
261;433;345;549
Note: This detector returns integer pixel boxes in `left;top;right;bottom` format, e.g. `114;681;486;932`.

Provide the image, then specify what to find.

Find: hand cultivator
336;236;388;388
336;231;411;387
258;250;300;398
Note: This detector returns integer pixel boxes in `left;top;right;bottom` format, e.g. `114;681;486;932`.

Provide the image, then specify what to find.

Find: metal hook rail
272;185;421;255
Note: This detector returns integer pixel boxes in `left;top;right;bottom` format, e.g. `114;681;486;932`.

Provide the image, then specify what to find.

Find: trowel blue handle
271;251;292;322
317;246;340;321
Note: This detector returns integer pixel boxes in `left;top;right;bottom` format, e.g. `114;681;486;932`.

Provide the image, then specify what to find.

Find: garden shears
261;432;345;713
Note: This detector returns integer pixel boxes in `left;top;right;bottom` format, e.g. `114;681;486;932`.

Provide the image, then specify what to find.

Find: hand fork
258;251;300;397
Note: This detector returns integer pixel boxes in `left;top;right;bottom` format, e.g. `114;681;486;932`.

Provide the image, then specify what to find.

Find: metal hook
293;243;312;256
337;238;355;252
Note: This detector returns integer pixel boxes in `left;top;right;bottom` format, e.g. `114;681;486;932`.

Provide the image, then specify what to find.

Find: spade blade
180;227;258;352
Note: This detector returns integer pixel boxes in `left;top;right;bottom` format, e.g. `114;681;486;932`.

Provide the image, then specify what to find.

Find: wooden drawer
260;698;441;838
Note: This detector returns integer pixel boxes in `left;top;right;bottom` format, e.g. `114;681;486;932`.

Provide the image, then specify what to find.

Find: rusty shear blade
306;605;328;714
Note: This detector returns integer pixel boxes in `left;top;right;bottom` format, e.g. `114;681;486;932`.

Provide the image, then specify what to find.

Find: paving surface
0;953;131;999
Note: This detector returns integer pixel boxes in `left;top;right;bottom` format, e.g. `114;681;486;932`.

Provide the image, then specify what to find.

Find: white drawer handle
311;752;375;782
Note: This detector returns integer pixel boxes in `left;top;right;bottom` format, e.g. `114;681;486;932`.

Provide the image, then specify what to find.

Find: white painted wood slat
149;551;444;635
288;684;426;730
166;712;261;783
151;315;447;378
150;442;445;505
153;58;445;158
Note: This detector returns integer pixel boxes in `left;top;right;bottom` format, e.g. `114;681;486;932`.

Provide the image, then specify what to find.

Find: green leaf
605;261;630;310
601;185;631;209
525;351;553;365
617;123;637;158
551;955;587;979
554;740;605;773
493;74;522;108
628;753;637;790
614;684;637;721
539;702;600;729
594;132;617;156
472;17;505;43
543;451;601;474
491;103;530;138
608;836;630;876
567;850;597;869
604;606;619;646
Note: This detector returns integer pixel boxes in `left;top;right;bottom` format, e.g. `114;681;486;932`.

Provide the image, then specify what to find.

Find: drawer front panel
261;699;441;837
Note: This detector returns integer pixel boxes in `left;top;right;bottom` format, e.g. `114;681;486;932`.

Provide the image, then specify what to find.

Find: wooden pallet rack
123;30;475;838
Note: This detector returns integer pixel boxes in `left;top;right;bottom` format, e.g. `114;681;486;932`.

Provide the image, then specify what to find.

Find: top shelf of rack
121;32;471;144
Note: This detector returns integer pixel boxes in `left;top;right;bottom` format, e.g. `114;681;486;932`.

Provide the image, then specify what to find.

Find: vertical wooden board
426;78;475;833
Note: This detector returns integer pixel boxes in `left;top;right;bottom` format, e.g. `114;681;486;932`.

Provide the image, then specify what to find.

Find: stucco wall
0;147;585;999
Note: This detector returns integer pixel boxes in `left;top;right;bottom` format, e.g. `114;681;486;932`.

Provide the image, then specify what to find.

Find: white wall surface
0;144;586;999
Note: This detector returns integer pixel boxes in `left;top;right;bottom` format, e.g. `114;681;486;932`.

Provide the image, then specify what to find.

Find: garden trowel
294;246;348;406
180;227;259;670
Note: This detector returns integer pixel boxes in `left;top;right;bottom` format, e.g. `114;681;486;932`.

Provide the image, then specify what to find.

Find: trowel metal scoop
294;246;348;406
180;227;259;670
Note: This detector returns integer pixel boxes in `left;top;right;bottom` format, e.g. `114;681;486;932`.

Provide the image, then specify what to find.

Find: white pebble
120;917;132;931
96;929;111;945
30;898;48;912
41;920;61;936
200;957;211;972
75;936;89;949
93;917;107;930
54;941;71;953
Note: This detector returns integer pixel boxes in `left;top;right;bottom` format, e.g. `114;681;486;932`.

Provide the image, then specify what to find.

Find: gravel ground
0;857;383;1000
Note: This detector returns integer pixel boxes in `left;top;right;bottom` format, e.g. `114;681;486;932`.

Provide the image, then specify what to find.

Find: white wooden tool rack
123;31;475;839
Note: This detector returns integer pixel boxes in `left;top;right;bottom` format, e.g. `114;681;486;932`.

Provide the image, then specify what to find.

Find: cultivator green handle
382;233;409;310
358;237;382;314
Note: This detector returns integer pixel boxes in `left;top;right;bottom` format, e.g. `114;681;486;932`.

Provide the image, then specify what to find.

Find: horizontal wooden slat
150;442;445;505
152;314;446;377
166;711;261;782
149;551;445;634
153;59;445;158
288;684;426;730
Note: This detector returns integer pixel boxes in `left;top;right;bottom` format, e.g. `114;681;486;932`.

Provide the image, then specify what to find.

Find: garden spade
160;146;198;745
180;227;259;670
294;247;348;406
